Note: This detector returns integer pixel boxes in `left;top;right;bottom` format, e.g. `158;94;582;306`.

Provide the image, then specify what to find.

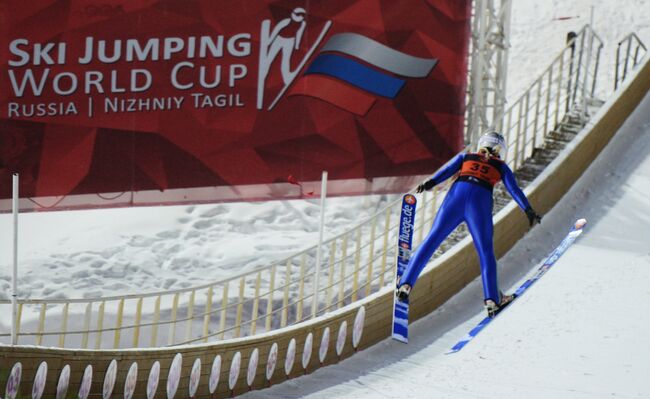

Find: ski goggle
478;147;499;158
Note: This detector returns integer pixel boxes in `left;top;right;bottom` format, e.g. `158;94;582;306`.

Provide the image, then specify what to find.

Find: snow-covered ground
508;0;650;101
245;83;650;399
0;194;395;299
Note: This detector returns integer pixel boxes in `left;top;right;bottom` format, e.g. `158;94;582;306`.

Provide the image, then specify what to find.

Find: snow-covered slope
0;194;395;299
509;0;650;100
242;90;650;398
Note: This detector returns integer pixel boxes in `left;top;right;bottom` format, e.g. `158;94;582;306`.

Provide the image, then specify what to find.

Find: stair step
547;131;576;143
542;140;568;151
559;125;582;134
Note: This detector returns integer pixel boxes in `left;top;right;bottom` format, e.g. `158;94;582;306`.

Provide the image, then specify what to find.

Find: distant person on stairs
396;131;542;317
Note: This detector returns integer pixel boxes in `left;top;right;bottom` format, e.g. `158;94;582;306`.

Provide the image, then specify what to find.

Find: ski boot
395;284;411;302
484;292;516;318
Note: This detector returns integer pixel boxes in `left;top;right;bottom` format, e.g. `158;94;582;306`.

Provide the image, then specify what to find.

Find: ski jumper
400;152;532;302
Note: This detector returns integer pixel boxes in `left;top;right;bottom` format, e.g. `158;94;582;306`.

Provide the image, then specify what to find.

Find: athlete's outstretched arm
500;163;531;210
418;153;464;192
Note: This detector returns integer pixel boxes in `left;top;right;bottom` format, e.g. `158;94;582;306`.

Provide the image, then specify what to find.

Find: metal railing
0;25;609;349
503;25;603;171
615;33;647;89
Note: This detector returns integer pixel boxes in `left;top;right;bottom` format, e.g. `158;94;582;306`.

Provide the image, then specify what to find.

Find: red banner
0;0;471;211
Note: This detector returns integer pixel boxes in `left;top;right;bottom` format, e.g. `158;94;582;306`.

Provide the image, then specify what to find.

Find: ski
447;218;587;354
392;194;417;343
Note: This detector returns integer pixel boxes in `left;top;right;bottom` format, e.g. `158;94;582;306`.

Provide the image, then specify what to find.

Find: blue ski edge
446;218;587;353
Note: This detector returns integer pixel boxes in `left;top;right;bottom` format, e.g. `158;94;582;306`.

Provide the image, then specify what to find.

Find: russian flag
289;33;438;116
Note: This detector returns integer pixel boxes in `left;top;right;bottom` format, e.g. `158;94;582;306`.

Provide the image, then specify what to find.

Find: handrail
0;25;606;350
615;33;647;89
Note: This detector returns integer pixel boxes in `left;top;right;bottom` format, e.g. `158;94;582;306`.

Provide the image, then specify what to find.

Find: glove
416;179;436;193
525;207;542;226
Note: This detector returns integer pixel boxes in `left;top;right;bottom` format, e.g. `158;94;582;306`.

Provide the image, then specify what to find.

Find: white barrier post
11;173;19;345
311;171;328;318
582;8;595;121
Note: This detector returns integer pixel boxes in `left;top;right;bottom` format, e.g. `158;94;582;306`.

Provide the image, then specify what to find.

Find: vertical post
522;92;530;161
555;54;564;129
417;191;427;245
151;295;161;346
496;0;513;131
133;298;143;348
219;283;229;339
296;254;306;322
326;241;336;310
36;303;47;346
632;40;642;67
622;39;632;83
615;42;622;90
533;78;542;148
203;286;214;343
95;301;105;349
265;266;276;332
59;302;69;347
572;29;586;107
514;100;523;168
15;304;22;345
168;293;180;345
565;31;577;112
338;234;348;308
544;67;553;140
281;259;291;328
581;15;594;121
351;227;362;302
114;298;125;349
185;290;196;342
378;209;391;288
235;276;245;337
250;272;261;335
311;171;328;318
591;42;602;97
469;0;488;144
11;173;19;346
429;188;438;230
365;216;377;297
82;303;92;349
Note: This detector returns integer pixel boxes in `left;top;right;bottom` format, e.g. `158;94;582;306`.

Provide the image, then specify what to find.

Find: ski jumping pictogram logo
257;8;332;110
257;10;438;116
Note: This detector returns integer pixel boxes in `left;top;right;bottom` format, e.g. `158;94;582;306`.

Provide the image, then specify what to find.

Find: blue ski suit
400;152;532;302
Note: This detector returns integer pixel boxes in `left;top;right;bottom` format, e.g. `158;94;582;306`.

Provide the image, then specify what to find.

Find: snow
244;84;650;399
0;195;396;300
508;0;650;101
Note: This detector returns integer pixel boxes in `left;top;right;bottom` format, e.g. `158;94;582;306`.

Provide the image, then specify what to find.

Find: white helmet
477;131;507;159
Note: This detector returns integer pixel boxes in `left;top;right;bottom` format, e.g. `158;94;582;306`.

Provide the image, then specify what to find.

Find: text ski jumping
395;131;542;317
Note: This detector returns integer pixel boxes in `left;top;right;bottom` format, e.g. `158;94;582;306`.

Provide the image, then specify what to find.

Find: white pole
470;0;488;145
582;6;595;121
496;0;513;131
311;171;328;318
11;173;19;345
